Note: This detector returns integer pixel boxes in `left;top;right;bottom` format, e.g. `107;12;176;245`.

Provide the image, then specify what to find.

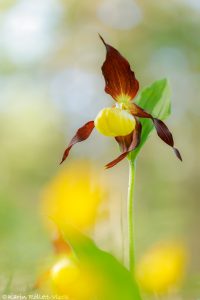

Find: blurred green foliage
62;225;141;300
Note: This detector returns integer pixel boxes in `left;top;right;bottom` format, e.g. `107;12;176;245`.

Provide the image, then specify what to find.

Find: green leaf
131;78;171;159
61;225;142;300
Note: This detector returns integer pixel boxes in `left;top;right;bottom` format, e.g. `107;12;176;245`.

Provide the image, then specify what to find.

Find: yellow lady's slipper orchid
136;242;187;295
95;107;136;137
50;255;80;294
60;36;181;168
94;107;136;137
40;161;105;230
50;255;99;299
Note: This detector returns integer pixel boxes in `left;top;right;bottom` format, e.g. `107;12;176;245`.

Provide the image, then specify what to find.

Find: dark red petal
105;152;128;169
130;103;152;118
115;118;142;152
153;118;182;161
60;121;95;164
115;133;132;153
106;119;142;169
128;119;142;151
173;148;182;161
152;118;174;146
130;103;182;161
99;35;139;102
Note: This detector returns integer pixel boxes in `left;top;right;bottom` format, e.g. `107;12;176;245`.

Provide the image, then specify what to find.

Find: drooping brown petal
60;121;95;164
115;134;132;153
52;230;71;254
105;119;142;169
115;118;142;152
128;120;142;151
153;118;182;161
33;270;50;290
105;152;128;169
130;103;152;118
130;103;182;161
99;35;139;102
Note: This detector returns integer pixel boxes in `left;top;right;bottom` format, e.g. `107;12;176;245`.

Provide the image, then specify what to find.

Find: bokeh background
0;0;199;298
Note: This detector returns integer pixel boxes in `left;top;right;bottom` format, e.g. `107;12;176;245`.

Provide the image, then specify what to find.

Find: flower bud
95;107;136;137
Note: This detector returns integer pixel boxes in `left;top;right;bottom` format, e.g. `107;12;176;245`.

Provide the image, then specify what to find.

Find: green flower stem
127;157;136;273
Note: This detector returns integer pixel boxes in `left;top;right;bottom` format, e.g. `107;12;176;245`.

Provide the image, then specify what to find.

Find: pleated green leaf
132;78;171;159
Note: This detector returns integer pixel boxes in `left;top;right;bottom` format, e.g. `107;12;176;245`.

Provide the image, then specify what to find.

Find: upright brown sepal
60;121;95;164
99;35;139;102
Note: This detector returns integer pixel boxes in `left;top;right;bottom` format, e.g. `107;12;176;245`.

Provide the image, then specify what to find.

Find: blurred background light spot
97;0;142;30
0;0;16;12
0;0;61;63
148;47;193;119
180;0;200;10
150;47;189;72
50;68;108;124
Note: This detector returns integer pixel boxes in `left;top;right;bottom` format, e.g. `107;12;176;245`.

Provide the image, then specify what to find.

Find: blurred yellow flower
41;161;106;230
50;255;79;293
50;254;100;299
136;242;187;295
